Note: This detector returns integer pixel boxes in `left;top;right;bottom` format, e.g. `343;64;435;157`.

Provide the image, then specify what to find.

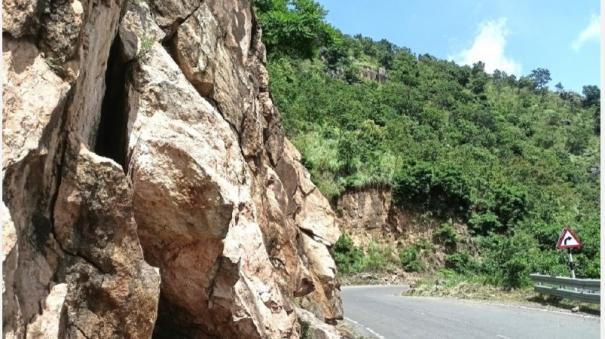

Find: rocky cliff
336;187;476;272
2;0;342;338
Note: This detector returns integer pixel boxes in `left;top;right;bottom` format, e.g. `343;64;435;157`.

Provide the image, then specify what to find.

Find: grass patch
136;35;155;60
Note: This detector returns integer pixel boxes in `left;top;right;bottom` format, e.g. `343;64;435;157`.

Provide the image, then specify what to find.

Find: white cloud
451;18;522;75
571;14;600;52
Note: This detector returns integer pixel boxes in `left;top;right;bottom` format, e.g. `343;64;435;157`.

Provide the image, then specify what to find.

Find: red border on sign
556;227;582;249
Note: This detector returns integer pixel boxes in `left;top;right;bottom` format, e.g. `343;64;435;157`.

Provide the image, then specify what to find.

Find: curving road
342;285;600;339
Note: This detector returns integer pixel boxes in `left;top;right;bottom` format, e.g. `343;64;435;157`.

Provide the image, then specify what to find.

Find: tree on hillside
469;62;487;96
582;85;600;134
582;85;600;107
255;0;334;58
527;68;551;91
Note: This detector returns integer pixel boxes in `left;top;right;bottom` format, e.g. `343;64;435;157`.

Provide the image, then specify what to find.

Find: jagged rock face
335;187;403;248
53;140;161;338
336;187;474;254
3;1;161;337
337;187;393;231
3;0;342;338
358;66;388;83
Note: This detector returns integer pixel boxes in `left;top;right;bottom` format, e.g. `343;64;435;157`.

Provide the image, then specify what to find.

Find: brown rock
2;36;67;339
53;140;161;339
295;307;343;339
118;1;165;61
172;3;220;97
2;37;70;169
39;0;86;63
146;0;201;32
2;0;38;38
25;283;67;339
169;1;255;133
127;44;296;338
279;139;341;245
337;187;393;230
3;0;344;337
3;0;162;337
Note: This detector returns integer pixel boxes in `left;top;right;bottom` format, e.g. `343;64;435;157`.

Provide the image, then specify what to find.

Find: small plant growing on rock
299;320;311;339
44;57;63;74
135;34;155;60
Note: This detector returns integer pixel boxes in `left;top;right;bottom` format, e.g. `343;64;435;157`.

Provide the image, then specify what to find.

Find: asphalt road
342;285;600;339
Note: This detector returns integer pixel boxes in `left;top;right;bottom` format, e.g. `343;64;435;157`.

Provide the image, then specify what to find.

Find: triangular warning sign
556;227;582;249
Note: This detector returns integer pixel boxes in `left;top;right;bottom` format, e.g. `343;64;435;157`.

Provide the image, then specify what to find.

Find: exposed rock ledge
336;187;475;258
2;0;342;338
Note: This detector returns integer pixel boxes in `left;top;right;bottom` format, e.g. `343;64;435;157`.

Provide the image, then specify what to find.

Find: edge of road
341;284;600;320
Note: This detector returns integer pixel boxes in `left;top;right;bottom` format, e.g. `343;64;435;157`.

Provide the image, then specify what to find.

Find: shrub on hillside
468;212;502;234
433;221;458;250
363;242;394;271
260;0;600;285
332;235;396;273
478;233;534;289
444;250;476;273
393;163;472;216
399;240;433;272
331;234;364;273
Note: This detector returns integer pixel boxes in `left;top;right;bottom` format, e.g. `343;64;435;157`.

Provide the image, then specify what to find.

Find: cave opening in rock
95;36;129;170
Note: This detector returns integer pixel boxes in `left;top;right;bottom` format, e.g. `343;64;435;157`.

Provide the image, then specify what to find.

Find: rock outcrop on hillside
337;187;394;232
2;0;342;338
336;187;476;265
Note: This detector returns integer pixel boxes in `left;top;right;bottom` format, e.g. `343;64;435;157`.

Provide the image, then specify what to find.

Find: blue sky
317;0;600;92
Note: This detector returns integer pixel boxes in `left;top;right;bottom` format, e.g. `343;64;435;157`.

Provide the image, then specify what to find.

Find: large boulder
3;0;160;337
3;0;344;337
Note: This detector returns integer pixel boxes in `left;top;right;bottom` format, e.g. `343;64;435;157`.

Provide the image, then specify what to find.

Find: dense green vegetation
256;0;600;288
332;234;397;274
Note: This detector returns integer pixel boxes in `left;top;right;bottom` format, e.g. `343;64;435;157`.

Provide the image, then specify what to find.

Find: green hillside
255;0;600;288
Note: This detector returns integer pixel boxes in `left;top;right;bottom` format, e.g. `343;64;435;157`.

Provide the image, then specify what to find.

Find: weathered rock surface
336;187;476;264
3;0;343;338
359;65;388;83
54;140;161;339
337;187;393;231
295;307;341;339
2;0;39;38
336;187;433;247
25;283;67;339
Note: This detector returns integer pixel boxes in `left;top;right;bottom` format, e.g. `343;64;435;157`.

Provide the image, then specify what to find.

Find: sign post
567;249;575;279
556;227;582;279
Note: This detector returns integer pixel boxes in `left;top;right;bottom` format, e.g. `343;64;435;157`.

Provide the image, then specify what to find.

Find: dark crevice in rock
152;294;207;339
297;226;327;246
1;73;73;336
297;227;316;240
95;36;130;171
74;323;93;339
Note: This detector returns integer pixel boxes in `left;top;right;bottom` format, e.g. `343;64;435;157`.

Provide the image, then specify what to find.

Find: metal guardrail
530;273;600;304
